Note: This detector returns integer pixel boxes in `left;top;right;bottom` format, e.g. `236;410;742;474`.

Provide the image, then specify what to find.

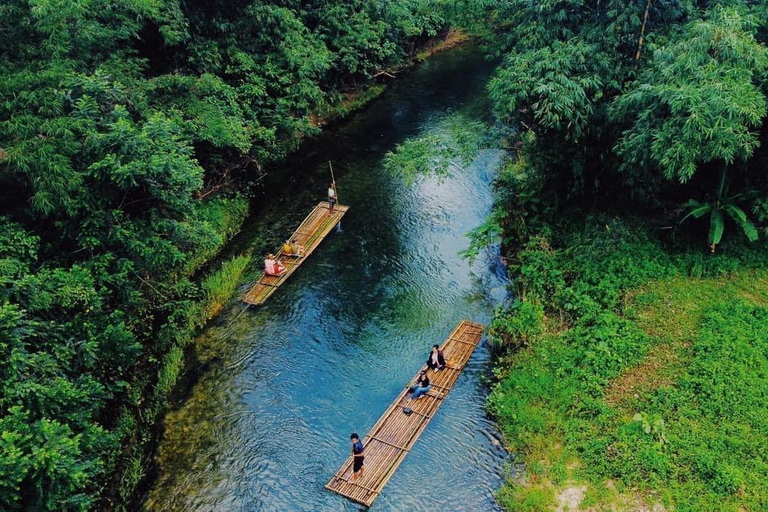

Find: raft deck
243;201;348;305
325;320;484;507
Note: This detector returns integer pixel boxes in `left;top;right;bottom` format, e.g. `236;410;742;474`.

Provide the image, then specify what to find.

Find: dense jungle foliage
5;0;768;508
0;1;445;509
451;0;768;247
445;0;768;509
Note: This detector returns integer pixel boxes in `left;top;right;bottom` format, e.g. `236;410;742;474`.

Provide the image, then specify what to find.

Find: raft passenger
350;433;365;482
290;239;305;257
264;254;285;276
328;182;337;215
426;344;446;371
409;371;431;400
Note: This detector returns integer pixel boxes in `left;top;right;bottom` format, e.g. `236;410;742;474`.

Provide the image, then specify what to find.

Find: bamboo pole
635;0;652;60
329;161;338;206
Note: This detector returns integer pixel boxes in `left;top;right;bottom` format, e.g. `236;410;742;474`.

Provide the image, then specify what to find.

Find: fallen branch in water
372;69;397;79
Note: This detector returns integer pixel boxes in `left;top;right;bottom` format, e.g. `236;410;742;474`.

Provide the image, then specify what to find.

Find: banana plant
681;169;758;253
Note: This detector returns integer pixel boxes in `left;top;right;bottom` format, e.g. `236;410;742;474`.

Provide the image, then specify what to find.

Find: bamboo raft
325;320;484;507
243;201;348;305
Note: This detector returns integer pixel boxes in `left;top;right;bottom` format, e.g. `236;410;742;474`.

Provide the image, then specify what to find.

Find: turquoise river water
143;44;510;512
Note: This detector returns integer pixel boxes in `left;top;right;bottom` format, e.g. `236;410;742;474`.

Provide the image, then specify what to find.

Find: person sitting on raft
408;370;431;400
282;239;304;257
282;239;297;257
264;254;285;276
426;344;446;371
291;239;305;256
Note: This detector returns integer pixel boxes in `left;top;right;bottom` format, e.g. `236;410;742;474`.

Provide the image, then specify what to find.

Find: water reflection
144;45;509;512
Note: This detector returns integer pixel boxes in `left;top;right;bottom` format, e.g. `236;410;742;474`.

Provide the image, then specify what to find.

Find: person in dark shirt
409;370;431;399
426;344;446;371
350;433;365;482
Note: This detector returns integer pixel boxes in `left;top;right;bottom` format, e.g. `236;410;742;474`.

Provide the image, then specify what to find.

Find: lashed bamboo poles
243;202;348;305
325;321;484;506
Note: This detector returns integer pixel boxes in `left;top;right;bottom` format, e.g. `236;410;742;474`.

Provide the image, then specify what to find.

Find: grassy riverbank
311;29;470;127
490;215;768;511
108;195;252;509
461;3;768;508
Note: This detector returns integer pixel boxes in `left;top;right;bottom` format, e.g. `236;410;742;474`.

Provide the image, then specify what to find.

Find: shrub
490;301;544;349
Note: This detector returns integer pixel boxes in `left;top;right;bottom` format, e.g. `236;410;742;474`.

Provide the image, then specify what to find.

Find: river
143;44;509;512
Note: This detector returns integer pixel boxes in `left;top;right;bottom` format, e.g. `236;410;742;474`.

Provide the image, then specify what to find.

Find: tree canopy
459;0;768;250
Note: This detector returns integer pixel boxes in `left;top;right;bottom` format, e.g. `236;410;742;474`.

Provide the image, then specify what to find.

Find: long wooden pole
329;161;338;205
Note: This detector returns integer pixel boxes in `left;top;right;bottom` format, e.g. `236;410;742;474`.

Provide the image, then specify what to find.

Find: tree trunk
635;0;652;60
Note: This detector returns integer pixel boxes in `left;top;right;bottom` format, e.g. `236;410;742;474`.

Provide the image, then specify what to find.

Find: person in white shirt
327;182;337;215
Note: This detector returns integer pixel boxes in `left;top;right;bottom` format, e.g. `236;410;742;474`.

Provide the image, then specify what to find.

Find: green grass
195;255;251;326
490;217;768;511
313;84;387;125
497;484;555;511
184;196;250;275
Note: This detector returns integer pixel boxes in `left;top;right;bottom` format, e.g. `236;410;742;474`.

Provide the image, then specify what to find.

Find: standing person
350;433;365;482
426;344;446;371
328;182;337;215
409;371;431;399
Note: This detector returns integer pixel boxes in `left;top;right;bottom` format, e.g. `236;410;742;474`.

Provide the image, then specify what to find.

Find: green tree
0;1;451;509
613;7;768;183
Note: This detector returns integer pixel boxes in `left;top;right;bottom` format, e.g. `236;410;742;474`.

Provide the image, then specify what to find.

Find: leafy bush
490;301;544;349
